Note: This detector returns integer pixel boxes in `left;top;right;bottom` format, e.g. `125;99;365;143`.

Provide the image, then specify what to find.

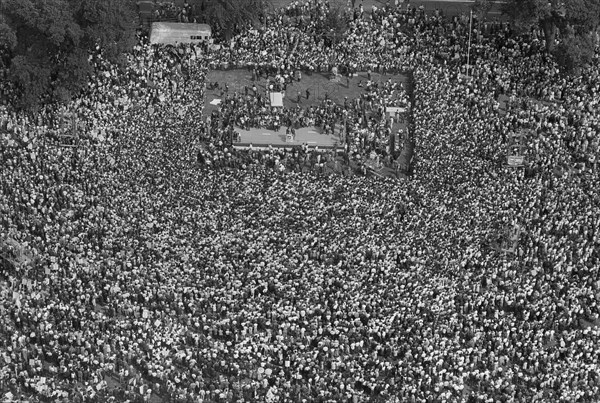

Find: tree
0;236;34;273
0;18;17;53
471;0;493;20
553;33;596;73
198;0;273;41
1;0;137;109
73;0;138;61
316;0;350;48
502;0;564;51
502;0;600;73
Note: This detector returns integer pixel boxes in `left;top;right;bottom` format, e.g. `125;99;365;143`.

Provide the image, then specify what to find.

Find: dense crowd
1;1;600;403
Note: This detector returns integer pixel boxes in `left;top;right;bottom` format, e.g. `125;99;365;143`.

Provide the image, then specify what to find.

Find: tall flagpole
467;10;473;78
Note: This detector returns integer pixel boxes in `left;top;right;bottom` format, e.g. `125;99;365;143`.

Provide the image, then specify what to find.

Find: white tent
269;92;284;107
386;106;406;116
149;22;211;45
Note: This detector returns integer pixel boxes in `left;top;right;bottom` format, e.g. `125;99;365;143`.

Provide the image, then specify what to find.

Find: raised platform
233;126;343;151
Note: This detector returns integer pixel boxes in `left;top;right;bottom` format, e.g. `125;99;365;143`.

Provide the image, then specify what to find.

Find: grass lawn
205;68;409;118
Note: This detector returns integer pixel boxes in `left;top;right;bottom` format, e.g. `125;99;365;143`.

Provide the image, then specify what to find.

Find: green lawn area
205;68;409;118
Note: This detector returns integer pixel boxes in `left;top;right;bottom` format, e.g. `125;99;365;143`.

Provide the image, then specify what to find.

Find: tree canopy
197;0;272;41
1;0;137;109
315;0;350;48
471;0;493;20
502;0;600;73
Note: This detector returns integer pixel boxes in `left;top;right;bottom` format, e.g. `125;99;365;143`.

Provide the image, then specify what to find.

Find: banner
507;155;524;167
269;92;284;107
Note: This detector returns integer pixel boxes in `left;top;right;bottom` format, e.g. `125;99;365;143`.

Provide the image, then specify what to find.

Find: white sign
386;107;406;115
507;155;524;167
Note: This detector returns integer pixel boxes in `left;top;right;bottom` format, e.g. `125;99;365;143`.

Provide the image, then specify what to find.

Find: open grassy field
205;69;409;116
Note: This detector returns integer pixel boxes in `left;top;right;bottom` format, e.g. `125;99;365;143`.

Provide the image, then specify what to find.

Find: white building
149;22;212;45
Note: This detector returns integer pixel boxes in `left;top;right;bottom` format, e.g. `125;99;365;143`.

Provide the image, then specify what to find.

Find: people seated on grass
1;0;600;402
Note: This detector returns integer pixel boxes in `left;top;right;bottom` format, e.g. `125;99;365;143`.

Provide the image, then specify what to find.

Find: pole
467;10;473;78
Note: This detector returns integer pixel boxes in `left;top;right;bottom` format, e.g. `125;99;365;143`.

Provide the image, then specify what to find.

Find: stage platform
233;126;343;151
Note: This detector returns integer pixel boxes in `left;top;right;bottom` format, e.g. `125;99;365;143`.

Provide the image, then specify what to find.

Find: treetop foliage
1;0;137;109
502;0;600;73
198;0;273;40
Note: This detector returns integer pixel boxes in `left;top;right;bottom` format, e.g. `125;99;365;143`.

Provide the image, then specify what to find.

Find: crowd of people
151;1;200;24
1;0;600;402
212;77;406;160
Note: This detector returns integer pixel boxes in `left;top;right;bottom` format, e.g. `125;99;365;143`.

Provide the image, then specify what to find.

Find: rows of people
1;0;600;402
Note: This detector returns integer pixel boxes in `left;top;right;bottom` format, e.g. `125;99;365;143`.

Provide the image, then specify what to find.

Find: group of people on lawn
1;0;600;402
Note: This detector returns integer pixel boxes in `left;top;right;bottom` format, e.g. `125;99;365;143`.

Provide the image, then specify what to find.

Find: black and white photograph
0;0;599;402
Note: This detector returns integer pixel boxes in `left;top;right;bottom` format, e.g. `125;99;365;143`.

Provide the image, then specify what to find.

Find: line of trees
0;0;279;109
196;0;273;40
499;0;600;73
0;0;138;109
1;0;597;110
